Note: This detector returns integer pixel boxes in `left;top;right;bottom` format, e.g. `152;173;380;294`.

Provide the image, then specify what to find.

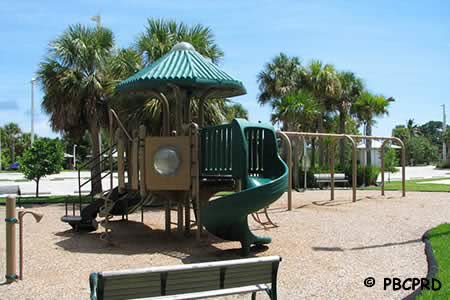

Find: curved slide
201;125;288;256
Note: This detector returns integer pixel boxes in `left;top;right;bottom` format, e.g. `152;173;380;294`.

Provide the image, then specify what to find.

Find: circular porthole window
153;146;181;176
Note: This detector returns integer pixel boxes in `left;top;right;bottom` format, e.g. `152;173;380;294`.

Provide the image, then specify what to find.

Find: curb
403;230;439;300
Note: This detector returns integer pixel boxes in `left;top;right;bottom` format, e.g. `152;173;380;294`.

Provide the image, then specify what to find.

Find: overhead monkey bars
277;131;406;209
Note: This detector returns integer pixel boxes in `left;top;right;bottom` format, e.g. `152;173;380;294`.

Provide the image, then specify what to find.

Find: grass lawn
364;178;450;192
417;223;450;299
0;195;90;205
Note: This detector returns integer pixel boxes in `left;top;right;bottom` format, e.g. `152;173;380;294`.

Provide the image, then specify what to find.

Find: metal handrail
110;108;133;141
78;144;118;171
78;146;118;205
79;168;116;189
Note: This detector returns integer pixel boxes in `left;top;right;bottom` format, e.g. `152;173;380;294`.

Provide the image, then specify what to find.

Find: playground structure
60;42;405;256
278;132;406;210
62;42;288;255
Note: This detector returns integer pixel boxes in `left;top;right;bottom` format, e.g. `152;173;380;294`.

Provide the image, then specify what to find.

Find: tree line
257;53;393;187
393;119;450;166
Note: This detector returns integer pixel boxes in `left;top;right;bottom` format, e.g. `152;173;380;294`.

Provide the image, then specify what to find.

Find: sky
1;0;449;138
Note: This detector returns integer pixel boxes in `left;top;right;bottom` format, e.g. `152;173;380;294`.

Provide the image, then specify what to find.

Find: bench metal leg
251;291;256;300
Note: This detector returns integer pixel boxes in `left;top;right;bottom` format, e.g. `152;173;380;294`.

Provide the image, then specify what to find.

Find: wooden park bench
0;185;22;205
314;173;349;188
89;256;282;300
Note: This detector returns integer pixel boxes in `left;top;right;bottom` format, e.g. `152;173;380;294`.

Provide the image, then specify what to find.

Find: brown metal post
116;129;125;193
165;199;171;234
109;110;114;192
402;147;406;197
138;125;147;198
6;195;17;283
191;123;201;241
344;135;357;203
330;140;336;201
177;200;184;233
392;137;406;197
277;132;292;210
130;130;139;191
184;193;191;235
19;214;23;280
380;140;388;196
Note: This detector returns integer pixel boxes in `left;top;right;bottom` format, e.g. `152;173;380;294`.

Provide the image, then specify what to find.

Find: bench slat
101;256;280;277
134;284;270;300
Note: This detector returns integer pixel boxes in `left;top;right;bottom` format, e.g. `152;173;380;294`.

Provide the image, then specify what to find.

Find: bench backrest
0;185;21;196
90;256;281;300
314;173;346;180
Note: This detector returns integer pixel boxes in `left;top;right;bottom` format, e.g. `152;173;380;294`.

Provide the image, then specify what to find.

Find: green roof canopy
116;42;246;98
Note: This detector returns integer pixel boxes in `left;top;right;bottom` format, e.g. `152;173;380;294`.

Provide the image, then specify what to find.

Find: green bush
406;136;439;165
436;160;450;169
298;168;318;189
341;164;380;186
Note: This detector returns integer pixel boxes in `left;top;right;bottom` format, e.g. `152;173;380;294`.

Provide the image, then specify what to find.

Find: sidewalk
378;165;450;182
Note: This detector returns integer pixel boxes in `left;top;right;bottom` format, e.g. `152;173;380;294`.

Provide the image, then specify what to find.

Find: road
0;171;120;196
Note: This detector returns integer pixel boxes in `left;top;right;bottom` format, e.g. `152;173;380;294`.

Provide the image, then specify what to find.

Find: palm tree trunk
89;121;103;195
366;122;372;166
338;109;346;166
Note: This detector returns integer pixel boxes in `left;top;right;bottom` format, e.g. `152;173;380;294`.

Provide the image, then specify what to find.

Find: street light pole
73;144;77;170
443;104;447;161
31;78;36;145
91;14;101;28
0;128;2;171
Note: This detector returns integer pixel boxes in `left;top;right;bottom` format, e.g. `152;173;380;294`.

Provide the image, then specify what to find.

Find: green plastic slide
200;119;288;255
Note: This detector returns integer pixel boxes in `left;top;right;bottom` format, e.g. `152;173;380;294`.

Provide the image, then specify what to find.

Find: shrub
341;164;380;186
298;168;318;189
406;136;439;165
436;160;450;169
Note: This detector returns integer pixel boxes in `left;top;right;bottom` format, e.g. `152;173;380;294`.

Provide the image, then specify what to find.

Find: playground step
61;215;82;223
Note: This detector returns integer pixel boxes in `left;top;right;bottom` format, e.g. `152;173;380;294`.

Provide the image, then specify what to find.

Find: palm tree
270;90;319;131
257;53;303;106
352;91;390;166
223;102;248;122
271;90;319;189
38;24;115;194
137;18;224;65
1;123;22;165
335;71;364;165
303;60;341;167
406;119;421;137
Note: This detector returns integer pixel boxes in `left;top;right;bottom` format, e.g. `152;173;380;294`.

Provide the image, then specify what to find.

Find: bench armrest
90;272;99;300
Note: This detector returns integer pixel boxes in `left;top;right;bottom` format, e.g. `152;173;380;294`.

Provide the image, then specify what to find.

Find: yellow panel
145;136;191;191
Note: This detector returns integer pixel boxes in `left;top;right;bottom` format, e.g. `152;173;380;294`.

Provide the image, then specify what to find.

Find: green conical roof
117;42;246;98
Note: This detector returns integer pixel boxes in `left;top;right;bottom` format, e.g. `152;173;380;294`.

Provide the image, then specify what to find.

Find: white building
357;140;401;167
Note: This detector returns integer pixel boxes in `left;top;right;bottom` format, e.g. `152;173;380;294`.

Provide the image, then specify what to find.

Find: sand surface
1;190;449;299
